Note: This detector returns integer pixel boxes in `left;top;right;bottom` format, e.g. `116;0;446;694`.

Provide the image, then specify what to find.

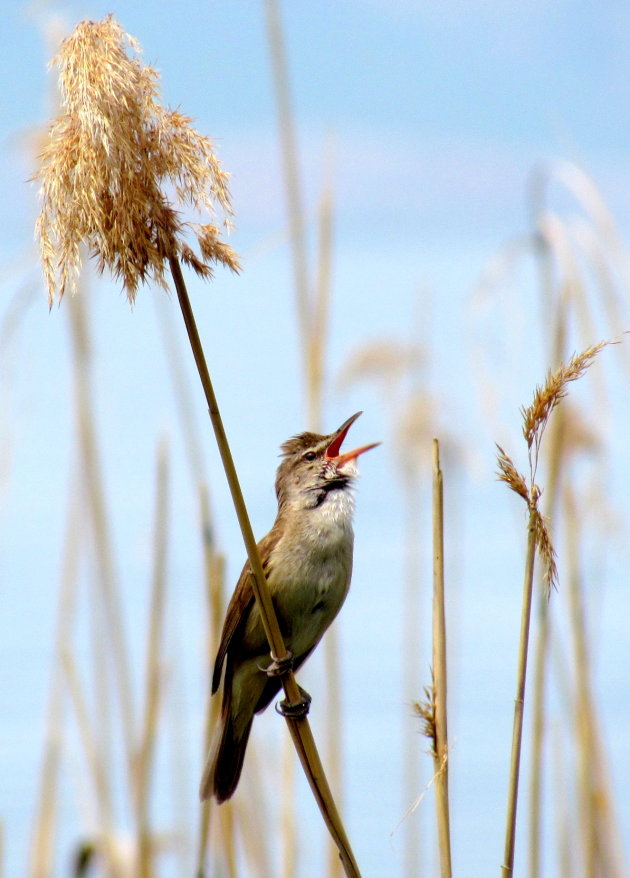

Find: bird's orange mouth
324;411;380;466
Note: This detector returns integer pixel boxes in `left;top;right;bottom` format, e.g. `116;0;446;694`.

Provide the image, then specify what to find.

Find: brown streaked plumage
200;412;378;803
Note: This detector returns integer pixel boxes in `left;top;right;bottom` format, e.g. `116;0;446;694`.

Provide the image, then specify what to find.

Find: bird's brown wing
211;530;279;694
212;562;254;693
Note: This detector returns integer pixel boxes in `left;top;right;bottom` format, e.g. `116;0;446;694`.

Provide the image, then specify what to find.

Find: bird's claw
259;650;294;677
275;686;312;718
258;652;311;716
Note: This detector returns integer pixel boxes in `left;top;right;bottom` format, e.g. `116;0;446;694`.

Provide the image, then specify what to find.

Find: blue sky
6;1;630;249
2;2;630;876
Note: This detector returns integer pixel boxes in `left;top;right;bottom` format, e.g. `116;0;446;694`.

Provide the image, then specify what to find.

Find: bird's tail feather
199;701;253;803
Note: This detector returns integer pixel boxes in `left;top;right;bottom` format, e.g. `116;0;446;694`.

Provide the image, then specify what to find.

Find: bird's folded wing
211;531;278;694
211;564;254;693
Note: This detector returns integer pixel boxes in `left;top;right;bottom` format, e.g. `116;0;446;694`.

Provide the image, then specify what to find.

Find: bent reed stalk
35;16;360;877
169;255;361;877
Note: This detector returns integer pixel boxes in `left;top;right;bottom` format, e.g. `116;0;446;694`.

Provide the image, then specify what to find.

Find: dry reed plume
35;14;239;305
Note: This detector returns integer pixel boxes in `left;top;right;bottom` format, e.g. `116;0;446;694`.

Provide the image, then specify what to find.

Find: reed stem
136;443;170;877
501;504;538;877
68;292;136;777
432;440;452;878
168;255;361;877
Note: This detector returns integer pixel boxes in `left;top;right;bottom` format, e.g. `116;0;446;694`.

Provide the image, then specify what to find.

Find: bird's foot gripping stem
259;650;295;677
259;651;312;718
275;686;312;718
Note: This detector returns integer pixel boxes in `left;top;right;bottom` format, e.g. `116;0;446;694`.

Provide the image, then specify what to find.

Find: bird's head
275;411;379;510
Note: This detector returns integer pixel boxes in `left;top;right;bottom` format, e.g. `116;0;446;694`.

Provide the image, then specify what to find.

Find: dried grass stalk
413;441;452;878
431;439;452;878
501;506;538;878
498;339;613;877
35;15;239;305
136;443;170;877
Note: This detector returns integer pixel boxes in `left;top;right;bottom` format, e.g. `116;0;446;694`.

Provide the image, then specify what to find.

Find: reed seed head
532;506;558;594
35;15;240;306
497;340;615;594
496;445;529;502
521;342;611;453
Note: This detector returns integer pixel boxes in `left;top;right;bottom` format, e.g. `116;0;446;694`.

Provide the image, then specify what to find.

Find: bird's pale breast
249;488;356;659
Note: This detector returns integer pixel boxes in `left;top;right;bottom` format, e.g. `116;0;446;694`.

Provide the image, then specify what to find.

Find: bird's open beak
324;411;380;465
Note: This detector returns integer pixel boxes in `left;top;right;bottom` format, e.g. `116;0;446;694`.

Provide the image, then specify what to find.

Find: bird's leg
276;686;312;718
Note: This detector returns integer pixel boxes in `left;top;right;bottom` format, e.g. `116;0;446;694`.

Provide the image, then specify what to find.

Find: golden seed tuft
35;15;240;306
521;342;611;455
496;444;530;503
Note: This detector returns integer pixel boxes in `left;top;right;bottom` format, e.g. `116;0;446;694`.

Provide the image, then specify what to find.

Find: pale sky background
2;2;630;877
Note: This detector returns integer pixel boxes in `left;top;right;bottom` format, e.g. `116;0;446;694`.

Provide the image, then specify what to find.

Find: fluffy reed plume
35;14;239;305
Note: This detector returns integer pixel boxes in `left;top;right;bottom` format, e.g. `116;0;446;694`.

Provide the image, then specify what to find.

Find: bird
200;411;378;803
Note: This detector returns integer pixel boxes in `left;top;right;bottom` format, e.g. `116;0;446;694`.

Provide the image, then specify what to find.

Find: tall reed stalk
135;443;170;877
338;338;433;875
497;341;611;876
524;163;627;878
407;435;452;877
564;484;627;878
501;502;539;878
168;260;360;878
27;492;81;877
431;440;452;878
69;292;136;783
35;16;360;877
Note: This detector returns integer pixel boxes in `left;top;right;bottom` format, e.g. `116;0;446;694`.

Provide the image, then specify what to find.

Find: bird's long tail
199;693;253;803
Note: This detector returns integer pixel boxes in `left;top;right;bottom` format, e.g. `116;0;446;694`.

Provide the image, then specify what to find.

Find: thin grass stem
501;504;538;877
28;487;81;878
432;440;452;878
565;485;627;878
264;0;310;361
196;501;237;878
280;738;298;878
61;651;117;876
402;475;422;878
68;292;136;776
136;442;170;877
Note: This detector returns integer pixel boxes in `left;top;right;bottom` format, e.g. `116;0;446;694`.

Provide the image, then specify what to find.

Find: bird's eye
303;451;317;462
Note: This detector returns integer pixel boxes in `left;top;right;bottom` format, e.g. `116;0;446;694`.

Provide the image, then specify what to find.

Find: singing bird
200;411;378;803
